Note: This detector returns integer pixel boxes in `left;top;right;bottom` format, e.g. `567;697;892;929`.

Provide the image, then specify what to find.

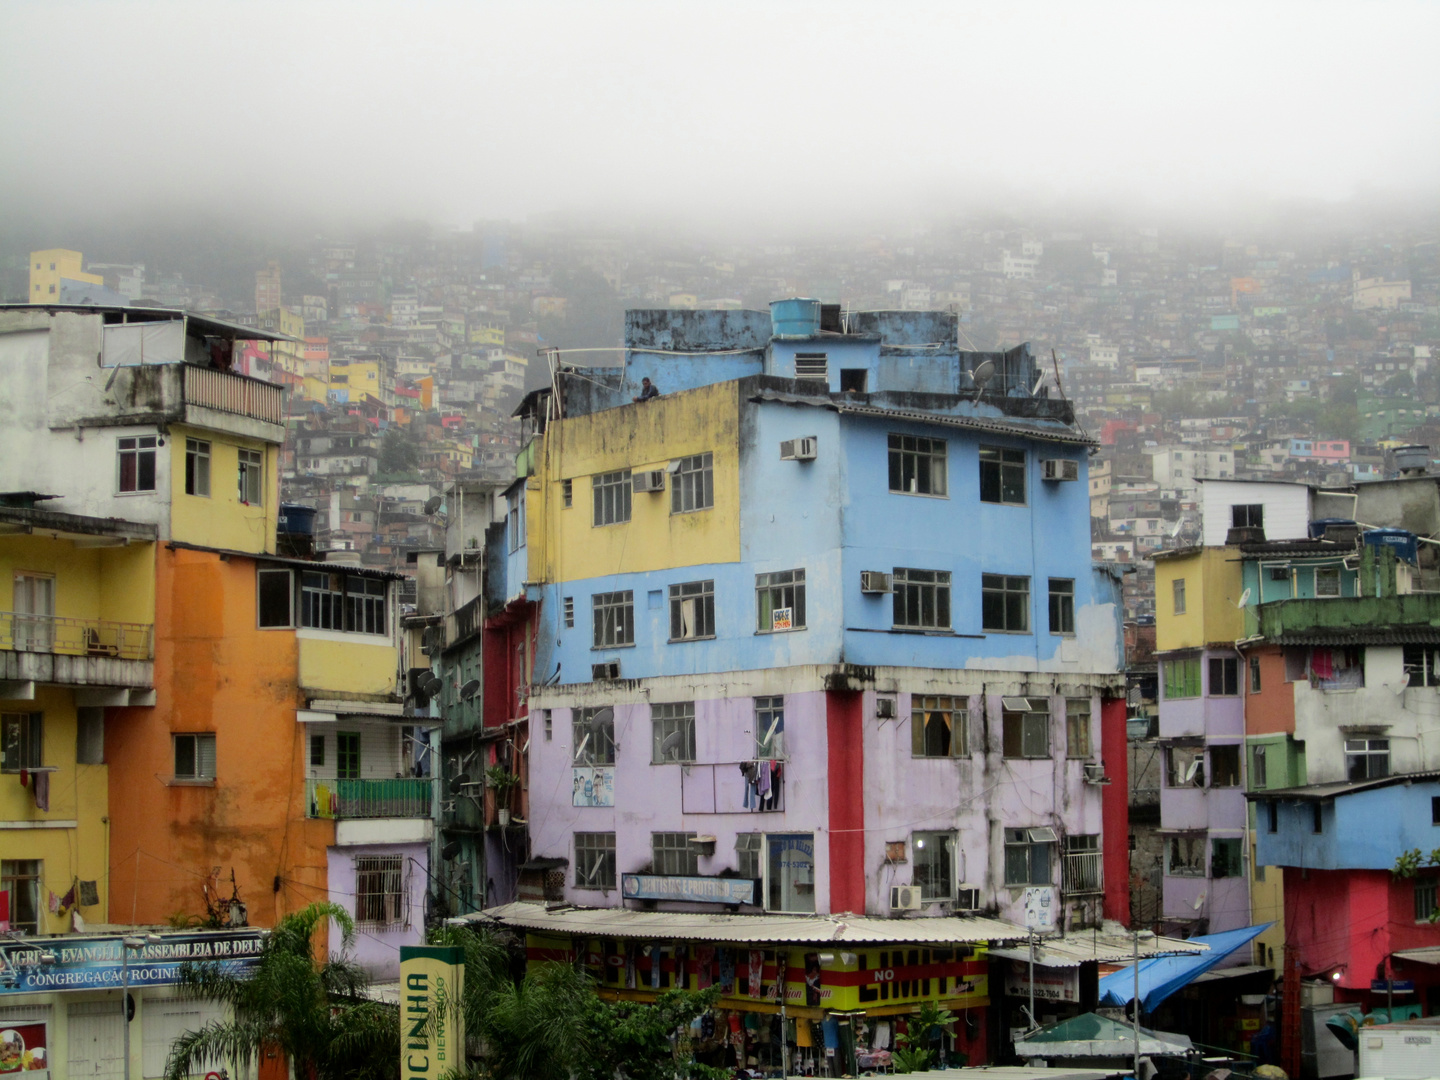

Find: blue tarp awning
1097;923;1271;1014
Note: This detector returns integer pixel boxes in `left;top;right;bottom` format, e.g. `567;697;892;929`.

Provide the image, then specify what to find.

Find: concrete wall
1199;480;1310;547
1256;781;1440;870
326;840;428;980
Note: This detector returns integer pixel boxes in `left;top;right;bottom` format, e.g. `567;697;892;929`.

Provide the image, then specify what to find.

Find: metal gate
68;1000;126;1080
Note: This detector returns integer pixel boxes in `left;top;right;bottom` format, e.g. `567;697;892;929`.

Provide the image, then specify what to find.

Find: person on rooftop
633;376;659;402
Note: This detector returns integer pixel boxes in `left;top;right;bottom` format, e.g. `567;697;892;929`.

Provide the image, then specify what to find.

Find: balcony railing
0;611;153;660
1063;850;1104;895
184;364;284;426
306;777;433;820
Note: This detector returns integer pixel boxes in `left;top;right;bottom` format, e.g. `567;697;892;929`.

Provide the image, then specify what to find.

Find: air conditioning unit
875;696;897;720
780;437;818;462
632;469;666;493
890;884;921;912
861;571;893;594
1083;762;1110;785
1042;458;1080;482
955;887;981;912
592;661;621;681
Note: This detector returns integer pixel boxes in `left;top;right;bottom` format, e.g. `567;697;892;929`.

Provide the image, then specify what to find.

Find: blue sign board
621;874;756;905
0;930;265;995
1370;979;1415;992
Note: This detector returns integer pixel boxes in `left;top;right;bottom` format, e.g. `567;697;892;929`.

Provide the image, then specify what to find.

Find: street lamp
122;933;162;1080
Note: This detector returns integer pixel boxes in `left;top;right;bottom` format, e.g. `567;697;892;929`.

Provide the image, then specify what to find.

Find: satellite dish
573;732;592;764
1182;759;1202;785
1169;520;1185;539
448;772;470;795
1192;890;1207;911
441;839;462;860
758;716;782;749
460;679;480;700
971;359;995;390
423;495;443;514
659;729;684;758
588;706;614;727
1237;588;1252;608
423;673;444;697
1032;372;1047;396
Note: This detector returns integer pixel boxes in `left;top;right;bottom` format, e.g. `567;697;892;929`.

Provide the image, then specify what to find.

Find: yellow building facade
166;426;280;555
28;249;102;303
1153;546;1245;651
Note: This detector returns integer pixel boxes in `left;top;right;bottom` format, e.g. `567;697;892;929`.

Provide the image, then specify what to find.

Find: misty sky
3;1;1437;228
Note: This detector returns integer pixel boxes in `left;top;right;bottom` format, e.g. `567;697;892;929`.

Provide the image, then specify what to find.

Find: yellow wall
297;635;398;697
29;248;102;302
167;426;279;555
532;381;742;583
332;360;381;401
1250;827;1286;976
302;375;330;404
2;536;155;626
0;685;111;928
1155;547;1244;651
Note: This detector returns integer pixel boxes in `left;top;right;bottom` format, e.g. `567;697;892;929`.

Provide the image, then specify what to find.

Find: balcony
306;777;433;820
1063;850;1104;895
183;364;284;426
0;611;154;690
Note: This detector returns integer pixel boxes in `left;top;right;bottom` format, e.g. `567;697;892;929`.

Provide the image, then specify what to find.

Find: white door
68;1001;126;1080
13;573;55;651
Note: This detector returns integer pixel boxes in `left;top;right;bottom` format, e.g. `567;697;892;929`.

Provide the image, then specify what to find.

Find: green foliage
165;902;397;1080
1393;848;1440;878
484;764;517;792
379;427;423;475
893;1001;957;1073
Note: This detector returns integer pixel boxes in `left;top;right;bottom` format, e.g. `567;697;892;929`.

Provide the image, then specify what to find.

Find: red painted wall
825;690;865;915
1100;695;1130;924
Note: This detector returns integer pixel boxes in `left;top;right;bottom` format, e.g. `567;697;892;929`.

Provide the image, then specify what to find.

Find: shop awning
988;922;1208;968
1096;923;1270;1013
1014;1013;1194;1059
460;901;1028;946
1394;946;1440;965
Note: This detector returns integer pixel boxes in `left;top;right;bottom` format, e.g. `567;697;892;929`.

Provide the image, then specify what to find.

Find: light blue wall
1254;781;1440;869
1241;556;1358;603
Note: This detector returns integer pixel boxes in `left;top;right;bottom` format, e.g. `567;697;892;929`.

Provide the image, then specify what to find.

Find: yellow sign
399;945;465;1080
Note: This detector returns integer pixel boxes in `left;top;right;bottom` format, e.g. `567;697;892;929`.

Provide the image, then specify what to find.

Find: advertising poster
0;1023;46;1076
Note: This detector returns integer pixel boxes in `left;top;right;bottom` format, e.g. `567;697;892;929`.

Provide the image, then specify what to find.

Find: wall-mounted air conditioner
955;887;981;912
632;470;666;493
861;571;893;594
1042;459;1080;482
875;696;897;720
780;437;818;462
1083;762;1110;785
592;661;621;681
890;884;921;912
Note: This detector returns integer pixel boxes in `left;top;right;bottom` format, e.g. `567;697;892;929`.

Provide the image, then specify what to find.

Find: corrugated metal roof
988;930;1207;969
1267;627;1440;646
1244;769;1440;802
460;902;1028;945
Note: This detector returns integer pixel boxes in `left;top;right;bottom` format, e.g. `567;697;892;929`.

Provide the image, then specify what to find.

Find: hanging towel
757;760;772;799
33;770;49;811
1311;648;1334;679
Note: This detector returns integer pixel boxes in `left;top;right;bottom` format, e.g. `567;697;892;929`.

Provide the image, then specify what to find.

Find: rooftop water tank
278;503;317;536
769;298;821;340
1363;527;1419;565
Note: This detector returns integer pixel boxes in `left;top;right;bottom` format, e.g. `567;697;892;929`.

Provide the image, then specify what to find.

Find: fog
2;0;1437;231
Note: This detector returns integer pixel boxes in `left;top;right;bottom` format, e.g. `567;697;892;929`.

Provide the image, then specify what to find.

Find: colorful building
28;250;102;304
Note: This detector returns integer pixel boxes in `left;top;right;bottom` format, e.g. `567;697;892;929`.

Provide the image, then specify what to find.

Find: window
1267;800;1278;833
756;569;806;632
891;434;948;496
1232;504;1264;529
507;490;525;551
257;569;294;628
563;597;575;629
337;732;361;779
840;368;867;392
912;831;957;901
1004;827;1055;886
1253;745;1268;789
766;833;815;913
652;831;699;876
1;713;42;772
592;471;632;526
1172;577;1187;615
912;695;967;758
754;697;785;759
573;707;616;765
12;573;53;651
736;833;762;879
978;445;1024;504
1003;698;1050;759
1210;745;1241;787
77;709;103;764
1315;566;1341;598
310;734;325;767
1345;737;1389;780
669;580;715;641
1403;645;1440;687
1416;878;1438;922
982;574;1029;633
117;435;158;493
1064;834;1103;894
301;571;344;630
1209;657;1240;696
0;860;41;935
1250;656;1262;693
1313;802;1324;834
651;702;696;763
1049;579;1075;635
1166;835;1205;877
1167;745;1205;787
237;448;264;505
1434;796;1440;825
670;453;714;513
1163;657;1201;698
343;577;387;635
173;733;216;781
562;478;573;508
354;854;405;927
1065;698;1091;758
592;591;634;648
893;568;952;630
575;833;617;890
185;439;210;497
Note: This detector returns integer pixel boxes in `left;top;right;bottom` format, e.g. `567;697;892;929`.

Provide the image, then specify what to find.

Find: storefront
0;929;264;1080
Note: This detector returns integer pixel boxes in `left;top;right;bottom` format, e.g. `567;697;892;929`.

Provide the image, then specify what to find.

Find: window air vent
592;661;621;681
861;571;893;594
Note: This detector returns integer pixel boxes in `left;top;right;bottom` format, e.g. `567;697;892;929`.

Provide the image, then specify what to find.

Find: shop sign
1003;964;1080;1003
0;931;264;996
0;1022;47;1075
621;875;755;905
572;766;615;807
1370;979;1415;992
398;946;465;1080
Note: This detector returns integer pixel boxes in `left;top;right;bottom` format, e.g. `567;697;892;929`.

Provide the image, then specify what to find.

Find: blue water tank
278;503;317;536
1363;527;1418;565
769;298;821;340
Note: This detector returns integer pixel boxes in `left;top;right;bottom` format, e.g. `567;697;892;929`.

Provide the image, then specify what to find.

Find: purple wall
327;841;429;980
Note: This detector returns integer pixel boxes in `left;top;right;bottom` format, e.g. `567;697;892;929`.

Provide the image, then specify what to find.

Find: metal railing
0;611;153;660
306;777;433;820
1063;850;1104;895
184;364;284;425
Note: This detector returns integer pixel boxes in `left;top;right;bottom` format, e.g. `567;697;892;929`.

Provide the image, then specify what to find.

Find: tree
378;427;422;476
165;903;398;1080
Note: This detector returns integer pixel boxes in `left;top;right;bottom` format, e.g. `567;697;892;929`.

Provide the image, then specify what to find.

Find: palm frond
163;1017;276;1080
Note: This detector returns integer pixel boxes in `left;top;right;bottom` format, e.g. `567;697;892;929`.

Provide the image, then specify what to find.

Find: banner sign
621;875;756;905
399;945;465;1080
1004;963;1080;1002
573;767;615;807
0;931;264;996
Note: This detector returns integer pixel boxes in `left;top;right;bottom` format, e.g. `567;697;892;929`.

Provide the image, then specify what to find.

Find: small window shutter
198;735;217;779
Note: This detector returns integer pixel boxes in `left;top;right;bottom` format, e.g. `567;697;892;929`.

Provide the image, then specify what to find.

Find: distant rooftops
0;303;300;343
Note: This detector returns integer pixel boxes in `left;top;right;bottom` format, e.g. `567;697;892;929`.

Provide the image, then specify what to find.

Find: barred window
592;471;632;526
575;832;616;890
653;831;699;876
912;695;967;758
671;453;714;514
669;580;715;641
1;713;43;772
889;433;947;496
893;568;951;630
756;569;806;632
354;855;406;927
652;702;696;764
593;591;634;648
